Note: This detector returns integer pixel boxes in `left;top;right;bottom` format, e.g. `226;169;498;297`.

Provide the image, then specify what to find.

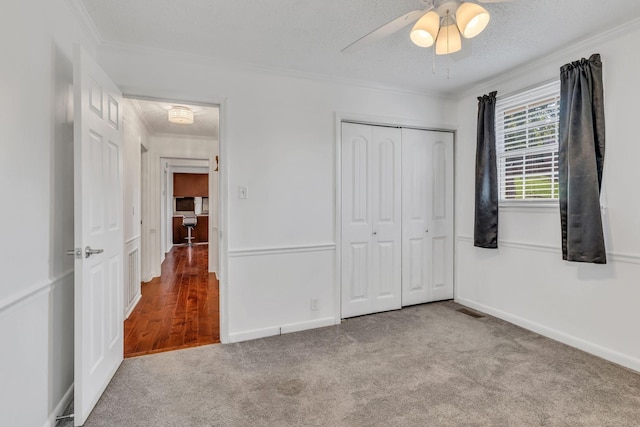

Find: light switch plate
238;186;248;199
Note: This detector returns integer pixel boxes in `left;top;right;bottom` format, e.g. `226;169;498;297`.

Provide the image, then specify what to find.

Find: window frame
495;79;561;208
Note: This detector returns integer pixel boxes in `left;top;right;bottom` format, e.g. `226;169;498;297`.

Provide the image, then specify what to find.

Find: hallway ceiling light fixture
410;1;490;55
168;106;194;125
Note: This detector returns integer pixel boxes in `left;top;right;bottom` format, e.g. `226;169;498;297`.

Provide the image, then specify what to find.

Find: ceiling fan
342;0;511;55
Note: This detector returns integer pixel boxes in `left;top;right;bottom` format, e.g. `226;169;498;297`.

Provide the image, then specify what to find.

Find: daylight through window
496;80;560;202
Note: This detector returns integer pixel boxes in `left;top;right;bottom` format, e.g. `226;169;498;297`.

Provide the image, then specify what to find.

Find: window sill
499;200;559;213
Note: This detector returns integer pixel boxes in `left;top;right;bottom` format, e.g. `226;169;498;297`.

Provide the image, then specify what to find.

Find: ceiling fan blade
342;7;433;54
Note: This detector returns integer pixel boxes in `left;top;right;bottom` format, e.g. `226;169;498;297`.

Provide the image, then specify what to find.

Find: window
496;80;560;202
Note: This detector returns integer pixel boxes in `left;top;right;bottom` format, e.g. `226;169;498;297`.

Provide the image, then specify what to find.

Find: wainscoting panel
0;271;74;427
455;236;640;373
124;236;141;318
228;244;336;341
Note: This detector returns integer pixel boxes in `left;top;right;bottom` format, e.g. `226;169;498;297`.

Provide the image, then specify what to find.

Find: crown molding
454;16;640;99
64;0;104;48
127;99;153;135
98;41;454;100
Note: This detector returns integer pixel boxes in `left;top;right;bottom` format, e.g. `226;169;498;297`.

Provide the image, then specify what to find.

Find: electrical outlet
310;298;319;311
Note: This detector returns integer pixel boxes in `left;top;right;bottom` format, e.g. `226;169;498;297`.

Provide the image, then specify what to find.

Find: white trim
457;235;640;264
0;270;73;315
228;326;281;343
63;0;103;47
99;42;451;99
228;317;337;343
609;252;640;265
280;317;337;334
218;98;230;344
125;235;141;246
499;202;559;213
455;297;640;373
124;293;142;319
44;384;74;427
333;114;343;324
455;17;640;97
228;243;336;258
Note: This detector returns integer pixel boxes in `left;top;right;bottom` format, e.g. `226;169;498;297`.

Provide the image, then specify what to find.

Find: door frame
123;93;230;344
162;161;209;254
334;112;457;321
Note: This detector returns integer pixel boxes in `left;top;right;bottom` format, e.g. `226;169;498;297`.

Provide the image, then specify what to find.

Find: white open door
401;129;454;306
73;45;124;426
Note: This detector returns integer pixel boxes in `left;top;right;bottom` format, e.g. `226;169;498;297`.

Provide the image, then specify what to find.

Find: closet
341;122;454;318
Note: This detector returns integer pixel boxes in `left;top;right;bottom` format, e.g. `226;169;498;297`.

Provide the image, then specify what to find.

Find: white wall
453;20;640;372
96;45;456;342
0;0;94;425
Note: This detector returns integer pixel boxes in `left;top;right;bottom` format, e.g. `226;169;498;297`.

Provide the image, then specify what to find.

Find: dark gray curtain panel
559;54;606;263
474;91;498;249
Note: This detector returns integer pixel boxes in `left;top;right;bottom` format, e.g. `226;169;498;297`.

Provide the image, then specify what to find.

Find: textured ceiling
81;0;640;94
128;98;218;138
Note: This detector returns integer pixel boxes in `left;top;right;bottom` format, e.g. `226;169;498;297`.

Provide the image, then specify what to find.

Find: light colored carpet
62;301;640;426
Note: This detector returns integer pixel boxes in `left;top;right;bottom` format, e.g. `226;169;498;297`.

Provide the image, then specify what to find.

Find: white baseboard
280;317;336;334
456;297;640;373
124;293;142;319
228;317;338;343
44;384;74;427
229;326;281;343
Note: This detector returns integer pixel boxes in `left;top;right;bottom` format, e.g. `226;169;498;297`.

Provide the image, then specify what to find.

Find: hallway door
73;45;124;426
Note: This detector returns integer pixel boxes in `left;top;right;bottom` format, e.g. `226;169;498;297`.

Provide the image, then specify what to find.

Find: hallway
124;245;219;357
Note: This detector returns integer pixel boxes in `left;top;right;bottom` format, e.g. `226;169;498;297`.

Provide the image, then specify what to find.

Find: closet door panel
341;123;373;318
429;135;454;301
341;123;401;318
401;129;432;305
371;126;402;313
401;129;454;306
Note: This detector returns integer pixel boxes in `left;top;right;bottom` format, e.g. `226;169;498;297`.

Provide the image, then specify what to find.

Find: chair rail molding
0;269;74;315
228;243;336;258
456;235;640;264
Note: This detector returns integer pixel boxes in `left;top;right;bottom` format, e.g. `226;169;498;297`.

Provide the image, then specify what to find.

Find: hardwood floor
124;244;219;358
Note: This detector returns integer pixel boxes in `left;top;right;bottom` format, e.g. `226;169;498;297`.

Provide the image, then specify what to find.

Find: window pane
496;80;560;202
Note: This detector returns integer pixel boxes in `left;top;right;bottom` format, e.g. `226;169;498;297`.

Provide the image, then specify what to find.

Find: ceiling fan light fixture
456;2;490;39
410;11;440;48
168;106;194;125
435;15;462;55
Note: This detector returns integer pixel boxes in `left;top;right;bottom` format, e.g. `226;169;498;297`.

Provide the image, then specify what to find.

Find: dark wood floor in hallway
124;244;219;358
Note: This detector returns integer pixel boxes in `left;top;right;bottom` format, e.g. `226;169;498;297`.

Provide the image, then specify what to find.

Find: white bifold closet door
341;123;402;318
341;123;454;319
401;128;454;306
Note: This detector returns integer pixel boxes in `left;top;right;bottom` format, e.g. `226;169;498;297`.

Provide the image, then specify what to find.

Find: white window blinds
496;80;561;201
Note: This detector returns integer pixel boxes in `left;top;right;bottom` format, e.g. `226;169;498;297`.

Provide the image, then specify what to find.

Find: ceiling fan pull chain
432;47;436;75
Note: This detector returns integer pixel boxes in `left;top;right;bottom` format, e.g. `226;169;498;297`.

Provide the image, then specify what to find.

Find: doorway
121;97;221;356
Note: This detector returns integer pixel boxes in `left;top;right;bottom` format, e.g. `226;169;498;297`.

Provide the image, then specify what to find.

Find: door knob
372;231;377;235
85;246;104;258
